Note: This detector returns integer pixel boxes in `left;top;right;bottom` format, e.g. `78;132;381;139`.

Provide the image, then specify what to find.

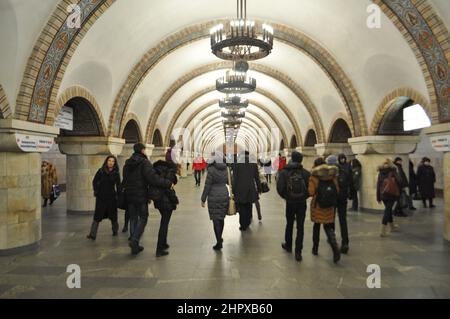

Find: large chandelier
216;67;256;94
219;95;249;109
222;111;246;119
210;0;273;61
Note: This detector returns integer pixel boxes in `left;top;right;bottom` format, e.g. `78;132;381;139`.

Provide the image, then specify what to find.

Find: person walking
122;143;173;255
333;154;353;254
376;158;402;237
408;160;418;210
349;158;362;211
393;157;409;217
232;151;261;231
201;153;229;250
276;151;310;262
41;160;58;207
193;155;204;187
87;156;121;240
153;160;179;257
417;157;436;208
308;157;341;263
263;157;272;184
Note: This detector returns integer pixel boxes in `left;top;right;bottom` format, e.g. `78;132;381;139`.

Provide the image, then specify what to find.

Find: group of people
258;153;287;184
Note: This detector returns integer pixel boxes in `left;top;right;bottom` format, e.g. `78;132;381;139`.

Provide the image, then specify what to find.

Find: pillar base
0;241;40;256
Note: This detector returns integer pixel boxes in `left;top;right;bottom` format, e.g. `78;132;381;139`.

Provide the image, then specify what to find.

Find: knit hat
291;151;303;163
326;155;338;165
394;157;402;163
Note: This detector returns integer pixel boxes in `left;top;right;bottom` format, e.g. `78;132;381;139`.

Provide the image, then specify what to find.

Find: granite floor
1;176;449;299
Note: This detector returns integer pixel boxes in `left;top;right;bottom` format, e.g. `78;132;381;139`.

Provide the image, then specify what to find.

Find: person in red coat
193;155;204;187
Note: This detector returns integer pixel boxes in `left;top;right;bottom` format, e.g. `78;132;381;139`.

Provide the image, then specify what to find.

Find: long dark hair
102;155;119;173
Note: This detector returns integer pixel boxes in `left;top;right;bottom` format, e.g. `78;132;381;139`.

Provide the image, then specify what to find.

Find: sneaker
281;243;292;253
156;250;169;257
129;240;142;255
213;243;223;251
295;251;302;262
340;245;349;254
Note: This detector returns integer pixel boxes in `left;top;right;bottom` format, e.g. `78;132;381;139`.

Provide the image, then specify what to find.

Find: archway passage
122;119;142;144
152;129;164;147
329;119;352;143
290;135;298;149
59;97;103;137
377;98;419;136
305;129;318;147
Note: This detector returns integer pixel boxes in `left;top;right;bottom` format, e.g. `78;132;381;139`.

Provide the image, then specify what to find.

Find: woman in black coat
201;154;229;251
87;156;121;240
417;157;436;208
152;160;179;257
232;151;261;231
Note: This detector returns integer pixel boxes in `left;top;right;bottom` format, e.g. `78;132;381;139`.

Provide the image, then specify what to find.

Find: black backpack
316;179;338;208
287;169;307;200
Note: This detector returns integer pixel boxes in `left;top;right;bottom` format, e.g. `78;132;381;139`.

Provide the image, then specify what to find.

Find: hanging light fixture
216;66;256;94
219;95;249;109
222;110;245;119
210;0;273;61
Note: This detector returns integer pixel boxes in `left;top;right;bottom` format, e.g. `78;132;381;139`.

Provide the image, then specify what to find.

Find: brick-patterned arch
0;85;12;119
370;87;430;135
15;0;114;124
55;86;106;136
120;112;144;143
153;85;309;147
373;0;449;123
109;21;365;138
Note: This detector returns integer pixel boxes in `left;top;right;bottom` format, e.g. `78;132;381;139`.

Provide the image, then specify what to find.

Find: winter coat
41;163;58;199
193;157;204;171
409;162;418;195
351;166;362;192
376;163;402;202
417;164;436;199
201;162;229;220
334;163;353;202
122;153;172;204
276;161;311;203
395;163;409;189
308;164;339;224
232;155;261;204
93;167;121;221
153;160;179;212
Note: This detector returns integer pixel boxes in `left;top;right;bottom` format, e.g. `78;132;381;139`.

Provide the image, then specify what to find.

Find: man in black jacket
393;157;409;217
122;143;173;255
277;151;310;262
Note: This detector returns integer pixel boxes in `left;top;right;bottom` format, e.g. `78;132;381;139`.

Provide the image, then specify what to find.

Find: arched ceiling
1;0;447;153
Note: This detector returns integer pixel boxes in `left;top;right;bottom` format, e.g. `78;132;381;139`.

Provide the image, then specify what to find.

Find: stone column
57;137;125;214
315;143;353;158
424;123;450;242
348;136;419;212
118;143;154;170
151;146;169;162
0;119;59;254
296;146;317;171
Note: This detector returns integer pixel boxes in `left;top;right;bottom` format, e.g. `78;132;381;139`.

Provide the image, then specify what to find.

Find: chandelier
223;119;242;127
210;0;273;61
216;65;256;94
219;95;249;109
222;111;245;119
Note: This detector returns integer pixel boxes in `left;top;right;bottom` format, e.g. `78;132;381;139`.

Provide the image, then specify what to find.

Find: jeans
238;203;253;229
335;200;349;246
128;202;149;243
157;209;173;251
285;202;306;252
213;219;224;243
382;200;395;225
313;223;336;248
194;170;202;185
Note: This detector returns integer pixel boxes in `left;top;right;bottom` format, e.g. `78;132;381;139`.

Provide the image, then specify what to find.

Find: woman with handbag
87;156;121;240
201;153;229;251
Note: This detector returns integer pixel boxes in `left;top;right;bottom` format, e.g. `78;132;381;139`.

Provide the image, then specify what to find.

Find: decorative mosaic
28;0;106;123
384;0;450;121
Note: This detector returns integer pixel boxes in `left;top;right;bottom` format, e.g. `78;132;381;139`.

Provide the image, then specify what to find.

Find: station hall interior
0;0;450;299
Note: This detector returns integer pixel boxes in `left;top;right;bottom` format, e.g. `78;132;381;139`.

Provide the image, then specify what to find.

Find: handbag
227;167;237;216
52;184;61;199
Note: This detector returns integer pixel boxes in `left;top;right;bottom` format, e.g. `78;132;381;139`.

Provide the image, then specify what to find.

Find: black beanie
394;157;402;163
292;151;303;163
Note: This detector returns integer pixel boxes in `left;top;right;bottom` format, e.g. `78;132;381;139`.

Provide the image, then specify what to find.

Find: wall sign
16;133;54;153
430;135;450;152
54;105;73;130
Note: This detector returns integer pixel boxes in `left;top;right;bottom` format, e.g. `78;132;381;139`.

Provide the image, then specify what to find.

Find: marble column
348;136;419;212
0;119;59;254
315;143;353;158
295;146;317;171
57;136;125;214
424;123;450;242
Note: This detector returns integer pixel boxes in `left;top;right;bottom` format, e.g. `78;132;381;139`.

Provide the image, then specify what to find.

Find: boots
87;221;99;240
325;226;340;263
112;221;119;236
312;244;319;256
389;222;399;232
380;224;389;237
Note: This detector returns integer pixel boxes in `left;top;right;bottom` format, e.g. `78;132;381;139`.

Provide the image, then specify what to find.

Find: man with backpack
332;154;353;254
308;157;341;263
122;143;173;255
276;151;311;262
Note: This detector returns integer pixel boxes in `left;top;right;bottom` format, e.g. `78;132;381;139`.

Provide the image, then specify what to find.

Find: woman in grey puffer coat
201;155;230;251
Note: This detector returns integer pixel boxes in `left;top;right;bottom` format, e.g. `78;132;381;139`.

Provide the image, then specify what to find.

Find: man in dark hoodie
393;157;409;217
277;151;311;262
122;143;173;255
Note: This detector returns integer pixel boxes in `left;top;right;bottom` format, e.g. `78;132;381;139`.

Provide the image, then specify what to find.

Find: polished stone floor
1;176;450;299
